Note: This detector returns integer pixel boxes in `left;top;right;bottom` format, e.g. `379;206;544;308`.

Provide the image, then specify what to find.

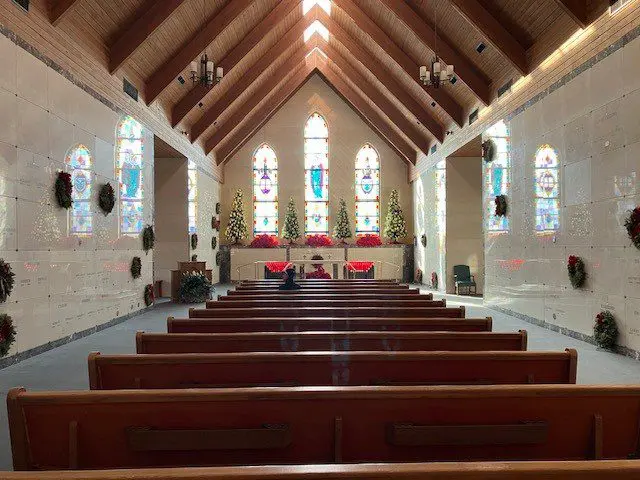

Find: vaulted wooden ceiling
46;0;608;165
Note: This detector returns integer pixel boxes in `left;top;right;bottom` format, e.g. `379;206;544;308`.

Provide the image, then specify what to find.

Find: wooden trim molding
552;0;589;28
48;0;80;26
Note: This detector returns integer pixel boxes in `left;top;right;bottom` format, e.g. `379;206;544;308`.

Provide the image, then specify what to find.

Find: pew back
188;306;465;319
205;299;446;309
219;293;430;301
227;288;420;296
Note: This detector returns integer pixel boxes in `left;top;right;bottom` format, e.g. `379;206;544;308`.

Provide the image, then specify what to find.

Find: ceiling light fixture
420;1;454;88
189;2;223;88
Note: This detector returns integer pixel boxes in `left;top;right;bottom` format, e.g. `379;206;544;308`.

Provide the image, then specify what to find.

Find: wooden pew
3;461;640;480
88;350;577;390
228;288;420;296
240;280;400;284
205;299;446;309
236;284;411;291
219;292;430;301
9;385;640;470
167;316;491;333
136;330;528;354
188;306;465;319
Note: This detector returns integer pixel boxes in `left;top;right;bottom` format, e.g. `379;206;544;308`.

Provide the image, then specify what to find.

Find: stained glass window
253;144;278;235
436;160;446;255
484;120;511;233
535;144;560;233
355;144;380;234
116;116;144;235
304;112;329;235
66;144;92;235
188;160;197;234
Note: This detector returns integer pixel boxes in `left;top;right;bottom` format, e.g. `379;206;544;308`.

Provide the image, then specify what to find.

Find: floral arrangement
421;234;427;247
594;311;618;350
130;256;142;279
144;284;154;307
306;234;333;247
191;233;198;249
179;271;212;303
495;195;508;217
624;207;640;250
211;237;217;249
567;255;586;289
55;171;73;209
307;266;331;279
416;268;423;283
356;234;382;247
431;271;438;290
142;225;155;253
482;139;496;163
0;314;16;357
98;183;115;215
250;234;280;248
0;259;15;303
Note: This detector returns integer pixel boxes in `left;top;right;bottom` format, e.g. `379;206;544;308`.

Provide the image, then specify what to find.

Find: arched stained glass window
66;144;92;235
484;120;511;233
188;160;197;234
253;144;278;235
116;116;144;235
355;144;380;234
304;113;329;235
534;144;560;234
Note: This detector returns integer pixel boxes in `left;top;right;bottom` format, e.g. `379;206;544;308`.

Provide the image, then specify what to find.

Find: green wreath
420;234;427;247
142;225;155;253
55;171;73;209
495;195;508;217
130;256;142;279
624;207;640;250
98;183;115;215
144;284;154;306
216;202;221;214
482;139;496;163
191;233;198;249
594;311;618;350
567;255;586;289
211;237;217;249
0;259;15;303
0;314;16;357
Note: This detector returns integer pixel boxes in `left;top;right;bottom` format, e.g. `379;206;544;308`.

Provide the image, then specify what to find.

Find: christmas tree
383;189;407;243
281;197;301;243
225;189;248;244
333;198;352;243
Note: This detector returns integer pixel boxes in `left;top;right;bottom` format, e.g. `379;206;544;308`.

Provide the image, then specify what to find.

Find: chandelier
419;1;454;88
190;53;223;88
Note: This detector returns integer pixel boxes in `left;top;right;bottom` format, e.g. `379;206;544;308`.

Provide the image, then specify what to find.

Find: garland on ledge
431;272;438;290
250;234;280;248
0;259;15;303
179;271;212;303
356;234;381;247
191;233;198;249
0;314;16;357
144;284;154;307
495;195;508;217
55;171;73;209
98;183;115;215
594;311;618;350
142;225;155;253
567;255;586;289
306;234;333;247
211;237;217;249
624;207;640;250
130;256;142;279
482;139;496;163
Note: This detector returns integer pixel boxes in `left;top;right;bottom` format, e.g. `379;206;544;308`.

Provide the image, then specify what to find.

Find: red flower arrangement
250;234;280;248
625;207;640;250
306;234;333;247
356;234;382;247
306;266;331;279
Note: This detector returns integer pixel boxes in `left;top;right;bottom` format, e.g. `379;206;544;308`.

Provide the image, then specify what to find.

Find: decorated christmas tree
383;189;407;243
225;189;248;244
281;197;301;243
333;198;352;243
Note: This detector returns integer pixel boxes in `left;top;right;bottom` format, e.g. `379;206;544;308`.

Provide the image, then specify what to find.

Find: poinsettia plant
250;234;280;248
306;234;333;247
356;234;382;247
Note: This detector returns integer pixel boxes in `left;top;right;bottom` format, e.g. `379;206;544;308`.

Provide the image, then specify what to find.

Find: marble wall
189;168;221;284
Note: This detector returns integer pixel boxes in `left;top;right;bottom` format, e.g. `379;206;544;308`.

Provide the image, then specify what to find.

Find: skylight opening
304;20;329;42
303;0;331;15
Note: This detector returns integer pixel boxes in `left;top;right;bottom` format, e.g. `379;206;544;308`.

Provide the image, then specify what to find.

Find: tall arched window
484;120;511;233
304;112;329;235
252;144;278;235
116;116;144;235
534;144;560;234
66;144;92;235
355;144;380;234
188;160;197;234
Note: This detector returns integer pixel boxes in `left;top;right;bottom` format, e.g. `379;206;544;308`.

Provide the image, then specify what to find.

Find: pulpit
171;261;213;302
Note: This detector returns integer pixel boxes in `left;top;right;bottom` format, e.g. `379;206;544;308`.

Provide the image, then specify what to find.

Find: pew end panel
521;330;528;350
136;332;145;354
7;387;28;471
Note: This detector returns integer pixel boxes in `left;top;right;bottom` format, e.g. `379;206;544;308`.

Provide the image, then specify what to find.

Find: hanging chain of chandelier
419;0;455;88
190;53;224;88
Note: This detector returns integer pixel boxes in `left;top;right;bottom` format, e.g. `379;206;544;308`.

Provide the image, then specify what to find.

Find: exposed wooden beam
320;39;431;156
204;43;312;154
191;6;320;142
377;0;491;105
317;9;444;143
332;0;464;127
145;0;253;105
552;0;588;28
172;0;302;127
49;0;80;25
448;0;528;76
215;60;316;164
110;0;187;73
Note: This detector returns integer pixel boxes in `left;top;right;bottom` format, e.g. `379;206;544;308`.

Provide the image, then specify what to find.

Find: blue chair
454;265;476;295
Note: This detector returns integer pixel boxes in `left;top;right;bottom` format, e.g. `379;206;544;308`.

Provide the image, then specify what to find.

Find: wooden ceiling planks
552;0;589;27
49;0;81;25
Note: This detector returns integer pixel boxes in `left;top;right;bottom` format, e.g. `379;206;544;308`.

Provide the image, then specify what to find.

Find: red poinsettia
306;235;333;247
250;234;280;248
356;234;382;247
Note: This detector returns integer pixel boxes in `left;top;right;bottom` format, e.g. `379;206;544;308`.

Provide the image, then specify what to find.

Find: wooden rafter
49;0;80;25
377;0;491;105
332;0;464;127
448;0;528;76
215;60;316;164
552;0;588;28
109;0;188;73
172;0;302;127
317;9;443;143
145;0;253;105
191;6;320;142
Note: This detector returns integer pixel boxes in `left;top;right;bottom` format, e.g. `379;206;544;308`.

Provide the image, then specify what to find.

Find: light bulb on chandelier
419;0;455;88
190;53;224;88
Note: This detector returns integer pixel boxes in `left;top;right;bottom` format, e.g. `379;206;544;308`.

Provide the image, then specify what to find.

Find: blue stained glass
305;113;329;235
355;144;380;235
66;144;93;236
253;144;278;235
534;144;560;234
484;120;511;233
117;116;144;235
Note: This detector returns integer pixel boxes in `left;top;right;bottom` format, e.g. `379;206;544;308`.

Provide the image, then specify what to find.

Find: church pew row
219;293;431;301
204;299;446;310
87;350;577;390
135;330;528;354
236;284;412;291
188;306;465;319
9;385;640;470
3;461;640;480
240;280;400;284
227;288;421;296
168;317;491;333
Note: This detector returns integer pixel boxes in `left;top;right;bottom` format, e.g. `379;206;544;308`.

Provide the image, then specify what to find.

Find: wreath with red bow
594;311;617;350
144;284;154;307
495;195;508;217
55;171;73;209
624;207;640;250
567;255;586;289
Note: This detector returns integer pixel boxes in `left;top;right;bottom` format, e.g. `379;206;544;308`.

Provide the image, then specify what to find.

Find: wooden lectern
171;261;213;302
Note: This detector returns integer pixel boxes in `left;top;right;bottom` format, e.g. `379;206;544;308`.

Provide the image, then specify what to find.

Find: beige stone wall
190;168;221;283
